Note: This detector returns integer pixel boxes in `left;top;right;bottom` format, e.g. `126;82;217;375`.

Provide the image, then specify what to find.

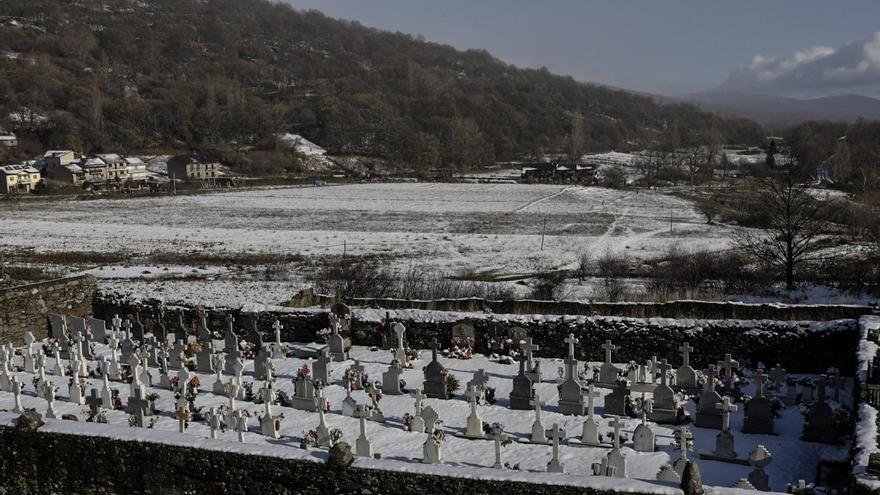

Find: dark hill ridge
684;91;880;125
0;0;762;170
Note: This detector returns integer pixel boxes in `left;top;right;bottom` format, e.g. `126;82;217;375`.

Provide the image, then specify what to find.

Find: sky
281;0;880;98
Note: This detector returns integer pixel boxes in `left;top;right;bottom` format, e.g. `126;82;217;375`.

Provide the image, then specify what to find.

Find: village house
124;157;148;182
520;162;598;184
1;163;41;194
96;154;130;183
41;150;79;178
0;130;17;148
54;163;85;185
167;154;221;181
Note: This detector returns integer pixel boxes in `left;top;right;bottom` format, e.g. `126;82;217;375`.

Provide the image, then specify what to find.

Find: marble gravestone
674;342;698;390
603;379;631;417
423;339;448;399
700;396;748;465
802;375;836;444
648;360;680;424
327;313;349;362
557;334;584;415
598;340;622;387
508;357;534;410
382;359;404;395
742;369;775;435
522;337;542;383
694;365;723;429
633;399;655;453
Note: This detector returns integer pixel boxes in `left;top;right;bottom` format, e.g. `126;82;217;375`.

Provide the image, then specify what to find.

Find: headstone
573;384;605;447
356;412;373;458
224;315;241;375
382;359;404;395
253;344;271;380
392;322;409;366
595;416;627;477
694;365;723;429
422;431;443;464
490;424;509;469
546;423;566;473
88;317;107;343
557;333;584;415
316;406;333;448
649;359;679;424
45;382;60;419
423;339;448;399
127;387;149;427
633;399;656;453
206;407;222;439
131;309;145;341
23;332;37;373
530;393;547;443
11;376;24;413
195;314;214;373
522;337;542;383
467;369;490;395
421;406;439;436
176;405;190;433
464;385;485;438
604;379;631;417
598;339;622;386
271;320;285;359
212;354;226;395
509;358;534;410
327;313;349;362
247;319;263;348
742;369;774;435
260;384;281;439
312;347;331;386
50;314;66;341
802;375;836;444
673;424;694;476
717;353;739;392
290;374;319;412
675;342;698;390
85;388;103;417
409;389;426;433
234;409;248;442
747;445;772;491
168;338;186;371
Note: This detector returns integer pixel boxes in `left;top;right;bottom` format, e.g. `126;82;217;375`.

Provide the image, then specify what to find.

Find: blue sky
281;0;880;97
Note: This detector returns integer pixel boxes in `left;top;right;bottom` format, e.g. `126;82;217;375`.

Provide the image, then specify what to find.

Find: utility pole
540;217;546;251
171;173;176;195
343;240;347;256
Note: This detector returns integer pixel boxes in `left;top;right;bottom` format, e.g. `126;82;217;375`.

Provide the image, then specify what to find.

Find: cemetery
0;303;878;495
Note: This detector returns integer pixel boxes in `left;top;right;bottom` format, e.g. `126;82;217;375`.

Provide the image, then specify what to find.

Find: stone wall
0;427;669;495
96;298;860;374
289;289;875;321
0;275;97;346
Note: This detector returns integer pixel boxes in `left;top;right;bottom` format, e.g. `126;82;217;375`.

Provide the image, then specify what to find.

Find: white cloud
721;33;880;97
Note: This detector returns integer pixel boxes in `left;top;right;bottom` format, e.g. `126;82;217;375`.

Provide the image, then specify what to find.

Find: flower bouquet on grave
185;342;200;358
303;429;319;448
403;413;414;430
148;417;159;429
315;327;331;343
433;427;448;443
189;376;201;393
605;430;630;445
170;375;180;391
113;395;124;411
484;387;497;405
444;371;460;396
399;378;408;392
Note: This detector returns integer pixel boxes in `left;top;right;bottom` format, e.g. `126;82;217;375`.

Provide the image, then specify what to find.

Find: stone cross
429;338;440;362
523;337;540;368
176;405;190;432
111;314;122;333
393;323;406;350
816;374;827;402
207;407;221;439
585;383;601;418
411;388;426;415
564;333;579;360
675;424;694;461
602;339;618;364
648;356;658;383
715;396;738;431
610;415;624;450
658;359;672;386
754;368;766;398
11;376;24;413
718;354;739;384
771;364;786;389
272;320;283;358
546;423;566;473
705;365;718;391
86;388;103;416
356;413;372;458
226;381;240;410
127;387;149;427
466;384;481;410
235;409;247;442
491;424;509;469
678;342;693;367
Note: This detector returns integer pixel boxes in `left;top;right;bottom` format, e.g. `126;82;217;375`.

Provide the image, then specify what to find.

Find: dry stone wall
0;275;97;346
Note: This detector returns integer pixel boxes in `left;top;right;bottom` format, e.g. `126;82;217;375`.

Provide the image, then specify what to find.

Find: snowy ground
0;338;848;492
0;183;737;306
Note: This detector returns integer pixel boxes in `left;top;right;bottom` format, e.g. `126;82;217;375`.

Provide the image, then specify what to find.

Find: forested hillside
0;0;763;170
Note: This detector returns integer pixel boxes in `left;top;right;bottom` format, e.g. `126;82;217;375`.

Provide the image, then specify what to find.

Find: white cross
272;320;283;346
602;339;618;364
564;333;579;360
715;396;738;431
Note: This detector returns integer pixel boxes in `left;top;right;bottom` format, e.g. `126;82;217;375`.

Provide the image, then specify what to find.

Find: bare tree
735;162;827;290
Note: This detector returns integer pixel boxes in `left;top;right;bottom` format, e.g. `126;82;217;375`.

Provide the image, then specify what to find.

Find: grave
557;334;584;415
700;396;748;465
633;399;655;453
422;339;448;399
675;342;698;390
801;375;836;444
648;360;680;424
694;365;723;429
742;369;774;435
327;313;349;362
598;339;622;387
382;359;404;395
603;379;631;417
508;357;534;410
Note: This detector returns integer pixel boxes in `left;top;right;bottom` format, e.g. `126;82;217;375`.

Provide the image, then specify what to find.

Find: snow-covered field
0;183;736;305
0;339;846;492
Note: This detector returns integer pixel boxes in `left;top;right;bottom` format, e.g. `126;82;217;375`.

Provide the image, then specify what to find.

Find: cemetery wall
0;427;673;495
288;290;874;321
96;298;861;374
0;275;96;346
